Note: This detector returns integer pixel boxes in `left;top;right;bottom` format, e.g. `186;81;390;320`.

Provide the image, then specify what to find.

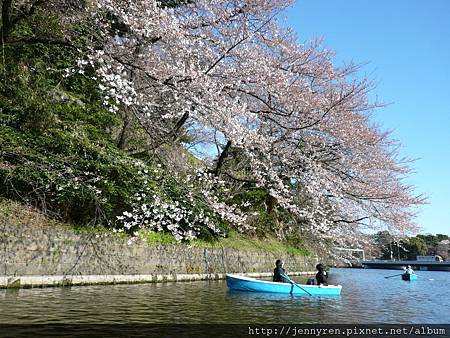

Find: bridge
362;260;450;271
333;247;365;267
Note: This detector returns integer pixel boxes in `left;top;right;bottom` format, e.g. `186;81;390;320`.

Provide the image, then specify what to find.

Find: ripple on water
1;269;449;323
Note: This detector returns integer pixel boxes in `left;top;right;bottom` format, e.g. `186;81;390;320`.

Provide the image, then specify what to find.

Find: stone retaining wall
1;221;319;287
0;271;316;288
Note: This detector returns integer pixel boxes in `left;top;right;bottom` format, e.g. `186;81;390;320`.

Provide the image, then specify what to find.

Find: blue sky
286;0;450;235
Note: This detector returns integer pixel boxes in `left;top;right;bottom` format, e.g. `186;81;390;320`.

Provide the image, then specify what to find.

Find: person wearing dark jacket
273;259;290;283
315;263;328;285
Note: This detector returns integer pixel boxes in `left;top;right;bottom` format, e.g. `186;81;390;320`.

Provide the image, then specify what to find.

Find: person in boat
315;263;328;285
306;277;317;285
404;265;415;275
273;259;290;283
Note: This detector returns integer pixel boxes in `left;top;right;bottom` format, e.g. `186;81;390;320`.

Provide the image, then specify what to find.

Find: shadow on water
226;289;341;301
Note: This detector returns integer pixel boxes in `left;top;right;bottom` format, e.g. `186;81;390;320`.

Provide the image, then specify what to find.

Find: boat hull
226;274;342;296
401;273;417;281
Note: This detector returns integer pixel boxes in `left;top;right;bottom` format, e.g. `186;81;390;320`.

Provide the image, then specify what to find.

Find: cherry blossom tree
79;0;425;243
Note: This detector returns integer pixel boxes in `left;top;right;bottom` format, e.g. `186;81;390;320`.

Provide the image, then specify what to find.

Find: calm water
1;269;449;324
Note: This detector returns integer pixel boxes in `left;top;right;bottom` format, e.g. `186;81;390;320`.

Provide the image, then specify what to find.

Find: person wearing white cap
405;265;415;275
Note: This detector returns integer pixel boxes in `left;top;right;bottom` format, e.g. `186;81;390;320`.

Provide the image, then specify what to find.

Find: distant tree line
372;231;449;261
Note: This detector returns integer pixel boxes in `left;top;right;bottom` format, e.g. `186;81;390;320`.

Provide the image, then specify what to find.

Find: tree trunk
1;0;13;37
214;140;232;176
117;115;130;149
172;112;189;140
266;194;277;214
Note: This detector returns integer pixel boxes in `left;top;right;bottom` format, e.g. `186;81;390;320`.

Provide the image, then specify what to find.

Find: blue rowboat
226;274;342;296
401;273;417;281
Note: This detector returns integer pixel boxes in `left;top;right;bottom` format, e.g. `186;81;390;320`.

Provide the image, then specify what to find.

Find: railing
334;247;366;262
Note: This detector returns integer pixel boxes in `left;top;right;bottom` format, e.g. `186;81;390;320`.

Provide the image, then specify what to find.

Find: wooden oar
384;273;404;279
281;274;313;296
388;273;430;280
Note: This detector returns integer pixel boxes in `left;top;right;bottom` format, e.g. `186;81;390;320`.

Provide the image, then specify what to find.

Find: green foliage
228;188;282;236
0;5;151;226
284;231;311;256
138;230;177;245
373;231;395;259
404;237;428;260
0;117;152;224
416;233;449;248
228;189;268;207
250;211;278;236
0;36;135;226
72;223;113;235
373;231;432;260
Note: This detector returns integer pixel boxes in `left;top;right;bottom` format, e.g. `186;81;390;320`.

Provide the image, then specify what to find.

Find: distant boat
226;274;342;296
401;273;417;281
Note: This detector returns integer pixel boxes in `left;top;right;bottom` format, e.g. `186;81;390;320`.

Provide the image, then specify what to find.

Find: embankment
0;204;319;288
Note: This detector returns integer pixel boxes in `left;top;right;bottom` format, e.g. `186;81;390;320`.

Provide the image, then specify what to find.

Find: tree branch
333;216;369;224
223;171;257;184
3;37;76;48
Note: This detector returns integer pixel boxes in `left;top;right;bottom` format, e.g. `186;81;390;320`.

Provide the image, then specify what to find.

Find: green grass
133;229;310;256
72;224;128;240
190;231;310;256
138;229;177;245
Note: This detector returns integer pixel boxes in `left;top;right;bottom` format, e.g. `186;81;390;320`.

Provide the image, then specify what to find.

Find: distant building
416;255;439;262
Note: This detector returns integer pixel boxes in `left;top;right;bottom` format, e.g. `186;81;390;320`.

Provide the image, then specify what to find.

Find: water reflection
0;269;449;324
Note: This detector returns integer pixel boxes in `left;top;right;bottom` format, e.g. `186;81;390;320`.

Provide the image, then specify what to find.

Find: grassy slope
0;198;311;257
